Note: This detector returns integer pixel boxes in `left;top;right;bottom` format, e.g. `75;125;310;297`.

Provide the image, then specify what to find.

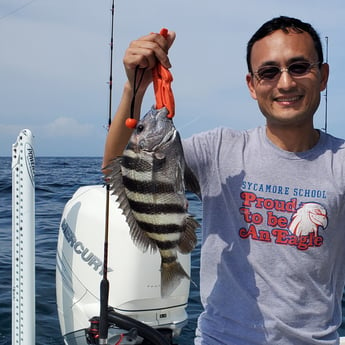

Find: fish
106;106;200;297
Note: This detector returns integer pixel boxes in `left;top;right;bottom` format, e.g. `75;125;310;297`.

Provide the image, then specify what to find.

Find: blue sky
1;0;345;156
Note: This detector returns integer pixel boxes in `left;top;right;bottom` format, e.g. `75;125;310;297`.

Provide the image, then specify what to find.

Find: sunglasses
253;61;320;81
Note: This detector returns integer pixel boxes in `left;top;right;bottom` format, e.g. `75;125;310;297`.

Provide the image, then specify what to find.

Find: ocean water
0;156;202;345
2;156;345;345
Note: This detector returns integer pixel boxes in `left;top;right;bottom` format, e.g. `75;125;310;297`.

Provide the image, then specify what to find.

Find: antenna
323;36;329;133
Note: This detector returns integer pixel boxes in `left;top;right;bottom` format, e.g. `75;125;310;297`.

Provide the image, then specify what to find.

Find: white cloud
41;117;94;137
0;117;106;156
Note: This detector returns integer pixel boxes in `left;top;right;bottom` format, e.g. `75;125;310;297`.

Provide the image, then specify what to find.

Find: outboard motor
56;185;190;344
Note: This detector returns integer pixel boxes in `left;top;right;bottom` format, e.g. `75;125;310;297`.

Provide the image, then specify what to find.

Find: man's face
246;29;329;129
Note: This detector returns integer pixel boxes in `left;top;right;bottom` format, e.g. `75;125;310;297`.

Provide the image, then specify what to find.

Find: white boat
56;184;191;344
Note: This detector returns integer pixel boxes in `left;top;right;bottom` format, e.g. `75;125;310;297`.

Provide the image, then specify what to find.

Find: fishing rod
98;0;115;343
88;4;173;344
107;0;115;131
323;36;329;133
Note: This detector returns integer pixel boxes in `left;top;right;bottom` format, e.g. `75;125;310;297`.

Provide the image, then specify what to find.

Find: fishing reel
86;316;138;345
85;309;173;345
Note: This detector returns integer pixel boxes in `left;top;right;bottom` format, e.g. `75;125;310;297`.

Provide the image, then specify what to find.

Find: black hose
107;309;171;345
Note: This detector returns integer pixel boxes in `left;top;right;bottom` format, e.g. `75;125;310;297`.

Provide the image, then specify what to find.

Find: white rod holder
12;129;36;345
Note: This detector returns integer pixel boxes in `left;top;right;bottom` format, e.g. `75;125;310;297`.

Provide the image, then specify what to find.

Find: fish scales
122;175;177;194
137;221;184;235
127;199;186;215
107;106;200;297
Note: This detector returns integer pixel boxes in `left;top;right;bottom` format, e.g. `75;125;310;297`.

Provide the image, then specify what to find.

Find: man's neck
265;125;320;152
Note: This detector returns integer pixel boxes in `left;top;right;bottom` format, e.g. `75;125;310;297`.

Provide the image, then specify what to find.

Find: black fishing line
0;0;38;21
130;66;146;118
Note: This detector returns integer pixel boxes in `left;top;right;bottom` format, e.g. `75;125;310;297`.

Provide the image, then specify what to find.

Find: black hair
246;16;324;73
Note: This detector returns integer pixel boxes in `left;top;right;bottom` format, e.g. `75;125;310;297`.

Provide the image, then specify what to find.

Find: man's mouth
274;95;303;104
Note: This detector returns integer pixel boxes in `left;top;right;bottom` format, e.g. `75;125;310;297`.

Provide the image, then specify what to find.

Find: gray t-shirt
183;126;345;345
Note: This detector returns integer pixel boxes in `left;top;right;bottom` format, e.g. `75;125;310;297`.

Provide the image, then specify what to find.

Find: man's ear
320;63;329;92
246;73;257;100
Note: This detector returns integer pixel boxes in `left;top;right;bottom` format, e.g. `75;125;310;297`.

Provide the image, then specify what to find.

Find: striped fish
106;106;200;297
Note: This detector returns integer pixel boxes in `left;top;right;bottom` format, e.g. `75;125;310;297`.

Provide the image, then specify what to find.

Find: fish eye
136;124;144;133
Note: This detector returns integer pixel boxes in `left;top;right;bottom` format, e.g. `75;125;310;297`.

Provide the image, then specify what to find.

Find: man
103;16;345;345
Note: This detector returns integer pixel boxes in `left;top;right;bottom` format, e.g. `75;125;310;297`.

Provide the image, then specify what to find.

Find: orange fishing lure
125;28;175;129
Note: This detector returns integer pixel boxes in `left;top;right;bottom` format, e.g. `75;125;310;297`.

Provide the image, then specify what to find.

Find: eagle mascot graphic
289;203;328;236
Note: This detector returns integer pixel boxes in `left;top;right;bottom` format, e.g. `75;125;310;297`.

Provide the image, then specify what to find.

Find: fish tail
160;257;190;298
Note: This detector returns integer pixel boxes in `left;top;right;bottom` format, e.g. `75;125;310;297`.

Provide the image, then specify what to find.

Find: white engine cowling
56;185;190;344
